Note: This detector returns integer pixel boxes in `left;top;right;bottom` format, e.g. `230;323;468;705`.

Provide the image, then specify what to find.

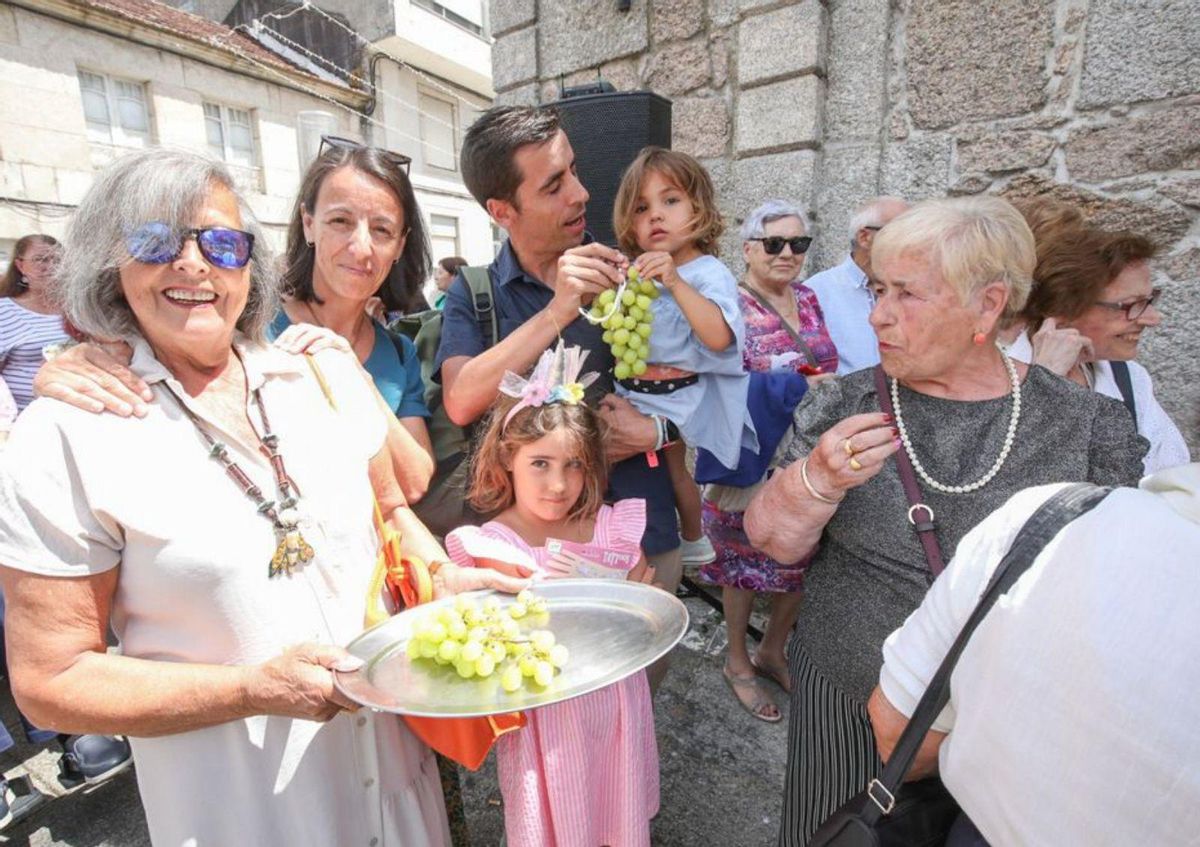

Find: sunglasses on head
318;135;413;175
750;236;812;255
126;223;255;269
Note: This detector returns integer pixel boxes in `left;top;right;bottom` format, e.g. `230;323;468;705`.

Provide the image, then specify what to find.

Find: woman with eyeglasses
34;138;439;504
697;200;838;722
1;234;71;413
1009;200;1189;473
0;148;529;846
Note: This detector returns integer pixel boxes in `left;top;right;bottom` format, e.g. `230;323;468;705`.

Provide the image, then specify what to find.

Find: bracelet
651;414;667;452
800;457;841;506
427;559;449;576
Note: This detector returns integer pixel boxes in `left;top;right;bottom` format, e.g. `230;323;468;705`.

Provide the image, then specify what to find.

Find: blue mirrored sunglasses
126;223;255;269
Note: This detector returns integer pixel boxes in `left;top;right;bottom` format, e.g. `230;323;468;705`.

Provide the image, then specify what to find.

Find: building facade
0;0;364;264
490;0;1200;453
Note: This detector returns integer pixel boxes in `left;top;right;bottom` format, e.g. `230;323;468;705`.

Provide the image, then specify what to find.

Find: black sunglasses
1094;287;1161;321
126;223;255;269
750;236;812;255
319;135;412;175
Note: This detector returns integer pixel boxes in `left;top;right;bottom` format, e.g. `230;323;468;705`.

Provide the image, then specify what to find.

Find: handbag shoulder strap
862;482;1112;823
1109;360;1138;430
304;353;390;539
739;282;819;367
873;365;945;577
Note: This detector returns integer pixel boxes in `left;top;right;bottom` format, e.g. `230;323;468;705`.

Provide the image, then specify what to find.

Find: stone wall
490;0;1200;454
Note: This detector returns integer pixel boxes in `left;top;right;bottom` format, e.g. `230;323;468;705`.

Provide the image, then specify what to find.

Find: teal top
268;311;430;419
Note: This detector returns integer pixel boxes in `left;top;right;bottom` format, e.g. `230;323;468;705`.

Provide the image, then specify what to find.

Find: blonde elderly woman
744;196;1147;846
0;149;526;847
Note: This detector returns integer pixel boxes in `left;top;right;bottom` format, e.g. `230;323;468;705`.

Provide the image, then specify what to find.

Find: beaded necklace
162;382;314;578
891;341;1022;495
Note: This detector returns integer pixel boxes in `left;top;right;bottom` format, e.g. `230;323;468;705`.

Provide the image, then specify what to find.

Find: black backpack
388;266;497;537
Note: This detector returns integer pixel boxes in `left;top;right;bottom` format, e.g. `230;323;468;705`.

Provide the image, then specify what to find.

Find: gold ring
849;457;864;472
843;438;855;456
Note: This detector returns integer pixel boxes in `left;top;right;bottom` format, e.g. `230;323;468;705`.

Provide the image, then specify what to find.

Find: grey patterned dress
776;366;1147;846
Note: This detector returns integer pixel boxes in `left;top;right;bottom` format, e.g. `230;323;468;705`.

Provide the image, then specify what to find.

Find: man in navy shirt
436;106;681;690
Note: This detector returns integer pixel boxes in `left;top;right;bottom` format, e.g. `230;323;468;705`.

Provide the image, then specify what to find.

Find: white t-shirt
879;464;1200;847
1007;332;1190;474
0;337;450;847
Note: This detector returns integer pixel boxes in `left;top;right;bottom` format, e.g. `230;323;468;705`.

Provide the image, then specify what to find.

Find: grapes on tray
407;590;566;693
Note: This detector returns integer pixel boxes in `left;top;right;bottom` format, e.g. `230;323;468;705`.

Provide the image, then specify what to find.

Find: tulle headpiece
498;342;599;430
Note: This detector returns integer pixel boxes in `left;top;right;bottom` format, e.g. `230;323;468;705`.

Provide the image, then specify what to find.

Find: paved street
2;590;790;846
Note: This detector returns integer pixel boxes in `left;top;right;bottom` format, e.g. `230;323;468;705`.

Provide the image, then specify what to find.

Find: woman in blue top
275;139;436;500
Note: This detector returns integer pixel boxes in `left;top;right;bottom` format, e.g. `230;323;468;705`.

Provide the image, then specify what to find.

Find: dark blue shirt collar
493;233;596;288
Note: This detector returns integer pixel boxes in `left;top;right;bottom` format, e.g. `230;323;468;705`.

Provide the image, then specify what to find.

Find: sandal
722;664;782;723
751;654;792;694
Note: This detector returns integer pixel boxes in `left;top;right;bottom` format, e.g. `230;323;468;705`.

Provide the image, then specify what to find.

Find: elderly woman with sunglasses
33;137;438;505
1007;201;1189;473
743;196;1147;846
697;200;838;722
0;149;527;847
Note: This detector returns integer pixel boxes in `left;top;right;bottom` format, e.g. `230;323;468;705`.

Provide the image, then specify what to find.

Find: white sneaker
679;535;716;566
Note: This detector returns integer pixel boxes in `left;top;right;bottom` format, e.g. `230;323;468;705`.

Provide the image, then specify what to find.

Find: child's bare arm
635;252;734;352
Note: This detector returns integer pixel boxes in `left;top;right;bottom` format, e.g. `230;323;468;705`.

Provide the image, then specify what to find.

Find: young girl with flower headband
445;343;659;847
610;147;757;564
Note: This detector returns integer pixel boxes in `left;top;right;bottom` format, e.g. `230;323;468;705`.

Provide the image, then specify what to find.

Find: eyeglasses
1093;287;1161;320
318;135;412;175
23;254;59;266
126;223;255;269
750;236;813;255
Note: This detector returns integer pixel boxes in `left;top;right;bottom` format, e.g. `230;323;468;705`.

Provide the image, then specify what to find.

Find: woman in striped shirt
1;234;70;412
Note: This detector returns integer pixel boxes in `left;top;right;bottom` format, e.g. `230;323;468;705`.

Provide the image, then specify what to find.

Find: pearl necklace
891;342;1022;495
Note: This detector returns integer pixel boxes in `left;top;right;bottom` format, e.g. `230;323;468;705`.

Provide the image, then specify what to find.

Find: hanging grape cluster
583;266;660;380
406;590;569;693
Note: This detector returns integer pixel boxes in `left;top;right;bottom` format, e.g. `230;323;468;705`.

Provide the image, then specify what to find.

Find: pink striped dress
446;499;660;847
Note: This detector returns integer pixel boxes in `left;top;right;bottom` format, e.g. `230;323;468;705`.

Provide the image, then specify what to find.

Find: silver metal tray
334;579;689;717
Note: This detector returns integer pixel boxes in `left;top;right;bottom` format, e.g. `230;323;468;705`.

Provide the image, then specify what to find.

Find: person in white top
803;196;908;374
0;149;526;847
869;462;1200;846
1007;200;1189;473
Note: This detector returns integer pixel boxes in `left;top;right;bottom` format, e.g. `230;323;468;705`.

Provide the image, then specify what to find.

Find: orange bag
306;353;525;769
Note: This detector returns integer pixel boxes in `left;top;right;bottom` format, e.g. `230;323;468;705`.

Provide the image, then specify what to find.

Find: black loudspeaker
551;91;672;248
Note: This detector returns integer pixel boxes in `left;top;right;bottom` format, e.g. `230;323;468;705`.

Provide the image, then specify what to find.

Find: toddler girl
609;147;756;560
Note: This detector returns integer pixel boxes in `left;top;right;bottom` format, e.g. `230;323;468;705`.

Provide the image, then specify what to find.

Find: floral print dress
698;281;838;593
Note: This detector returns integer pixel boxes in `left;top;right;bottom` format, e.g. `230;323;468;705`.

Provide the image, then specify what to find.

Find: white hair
847;196;908;250
740;199;811;242
58;147;278;343
871;196;1035;321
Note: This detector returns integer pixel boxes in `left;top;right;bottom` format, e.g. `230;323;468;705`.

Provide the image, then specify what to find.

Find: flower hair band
499;342;599;430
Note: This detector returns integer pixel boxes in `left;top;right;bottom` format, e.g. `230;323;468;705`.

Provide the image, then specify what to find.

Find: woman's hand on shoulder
1030;318;1093;376
805;412;899;498
634;251;683;291
34;341;149;417
244;643;363;721
273;323;354;358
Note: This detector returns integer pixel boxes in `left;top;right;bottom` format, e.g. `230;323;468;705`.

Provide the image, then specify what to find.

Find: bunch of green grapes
586;267;660;381
406;589;570;692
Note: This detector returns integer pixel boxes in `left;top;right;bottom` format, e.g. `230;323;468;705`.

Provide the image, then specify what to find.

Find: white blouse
1007;332;1190;474
0;337;450;847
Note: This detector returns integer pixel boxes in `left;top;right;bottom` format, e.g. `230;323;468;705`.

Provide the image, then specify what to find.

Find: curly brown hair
613;147;724;258
467;397;609;523
1017;200;1156;331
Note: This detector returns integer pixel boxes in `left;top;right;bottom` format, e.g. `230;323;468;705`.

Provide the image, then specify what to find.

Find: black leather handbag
810;482;1113;847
